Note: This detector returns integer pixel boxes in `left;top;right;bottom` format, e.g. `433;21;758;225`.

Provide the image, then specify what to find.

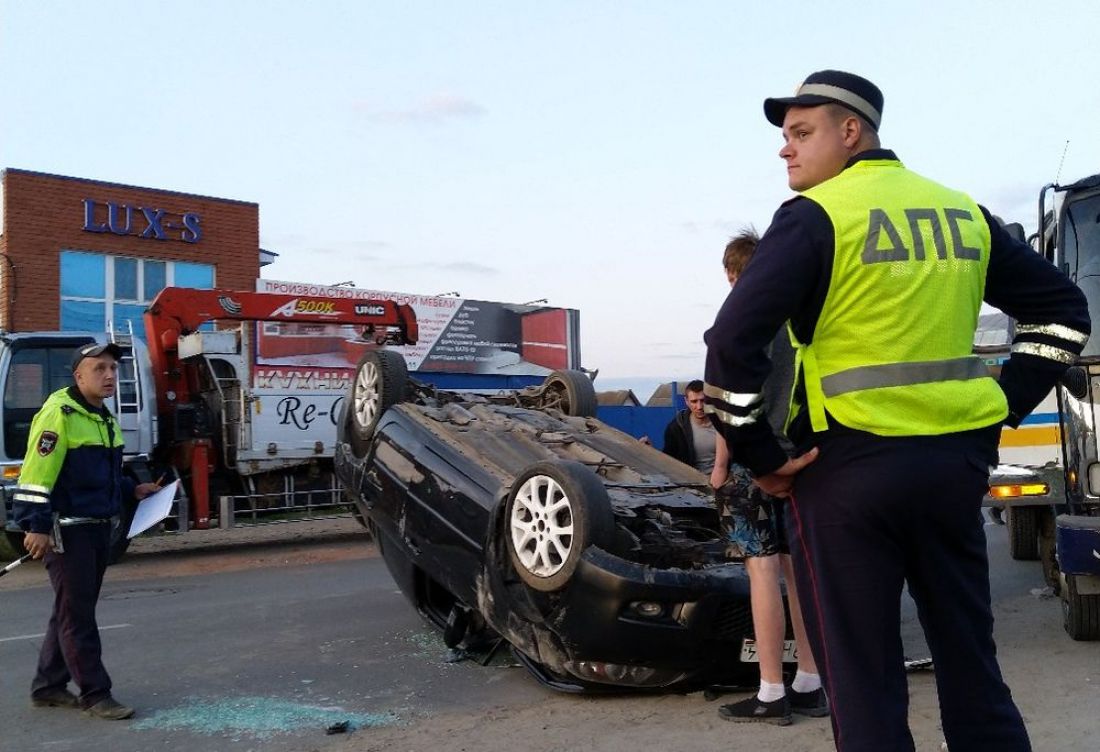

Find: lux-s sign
82;199;202;244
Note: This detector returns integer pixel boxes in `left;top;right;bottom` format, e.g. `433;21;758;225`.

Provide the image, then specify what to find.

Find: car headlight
563;660;688;687
1088;463;1100;496
627;600;665;618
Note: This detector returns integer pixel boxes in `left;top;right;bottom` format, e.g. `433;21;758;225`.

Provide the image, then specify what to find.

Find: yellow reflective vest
11;387;127;533
791;158;1008;435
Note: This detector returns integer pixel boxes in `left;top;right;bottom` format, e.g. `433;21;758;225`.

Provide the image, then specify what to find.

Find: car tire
504;460;613;592
542;370;597;418
349;350;408;458
1063;574;1100;641
1006;506;1039;561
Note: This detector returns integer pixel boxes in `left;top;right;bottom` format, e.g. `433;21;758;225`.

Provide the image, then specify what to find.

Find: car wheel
542;370;597;417
1006;506;1039;561
505;460;613;592
349;350;408;457
1063;574;1100;641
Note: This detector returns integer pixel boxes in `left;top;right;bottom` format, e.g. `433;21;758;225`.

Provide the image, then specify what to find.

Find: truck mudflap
1056;514;1100;578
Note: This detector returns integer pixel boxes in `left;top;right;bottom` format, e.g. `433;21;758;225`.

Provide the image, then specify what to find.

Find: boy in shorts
710;230;827;725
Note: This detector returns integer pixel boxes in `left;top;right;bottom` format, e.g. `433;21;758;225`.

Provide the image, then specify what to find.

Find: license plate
740;638;798;663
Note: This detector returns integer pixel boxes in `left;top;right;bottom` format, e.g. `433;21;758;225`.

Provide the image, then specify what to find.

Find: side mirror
1003;222;1026;244
1061;366;1089;399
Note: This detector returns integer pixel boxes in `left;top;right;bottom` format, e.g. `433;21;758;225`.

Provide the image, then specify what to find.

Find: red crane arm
143;286;418;411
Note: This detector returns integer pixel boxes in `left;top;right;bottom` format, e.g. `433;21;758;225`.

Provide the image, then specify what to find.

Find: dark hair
685;379;705;394
824;103;881;147
723;227;760;278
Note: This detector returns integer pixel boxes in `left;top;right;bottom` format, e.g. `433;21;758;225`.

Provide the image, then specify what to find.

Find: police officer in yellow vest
12;342;159;720
703;70;1089;751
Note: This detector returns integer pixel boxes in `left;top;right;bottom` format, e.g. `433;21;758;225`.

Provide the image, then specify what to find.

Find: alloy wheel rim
354;361;380;428
510;474;574;577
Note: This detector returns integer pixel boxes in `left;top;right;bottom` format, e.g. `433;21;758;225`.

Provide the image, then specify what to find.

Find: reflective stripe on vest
821;356;989;397
792;158;1009;436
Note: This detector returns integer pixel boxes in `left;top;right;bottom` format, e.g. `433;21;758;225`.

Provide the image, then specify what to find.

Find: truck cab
1038;174;1100;640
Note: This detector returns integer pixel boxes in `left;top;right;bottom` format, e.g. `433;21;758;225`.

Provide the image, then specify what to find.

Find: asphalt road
0;524;546;752
1;516;1097;752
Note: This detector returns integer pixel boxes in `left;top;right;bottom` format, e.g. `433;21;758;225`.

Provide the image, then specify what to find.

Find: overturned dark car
334;351;776;692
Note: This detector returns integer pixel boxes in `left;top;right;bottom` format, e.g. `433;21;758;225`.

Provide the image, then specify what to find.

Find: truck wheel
349;350;408;457
504;461;613;592
1006;506;1040;561
542;370;597;418
1038;509;1059;589
1063;575;1100;641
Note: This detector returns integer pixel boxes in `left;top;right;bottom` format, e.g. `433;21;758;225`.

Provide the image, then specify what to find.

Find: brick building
0;168;268;334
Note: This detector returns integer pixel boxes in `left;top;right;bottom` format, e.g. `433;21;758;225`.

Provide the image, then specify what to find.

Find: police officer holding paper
12;342;159;720
703;70;1089;751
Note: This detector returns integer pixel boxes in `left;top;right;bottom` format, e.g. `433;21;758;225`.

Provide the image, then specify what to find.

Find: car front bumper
490;545;762;692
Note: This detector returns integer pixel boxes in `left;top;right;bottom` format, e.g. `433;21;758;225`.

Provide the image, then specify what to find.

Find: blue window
175;262;214;289
60;252;105;298
115;257;139;300
59;252;218;339
60;300;106;331
113;304;147;336
144;260;166;300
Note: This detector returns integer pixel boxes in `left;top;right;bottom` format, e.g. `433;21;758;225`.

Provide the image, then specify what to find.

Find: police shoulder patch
37;431;59;456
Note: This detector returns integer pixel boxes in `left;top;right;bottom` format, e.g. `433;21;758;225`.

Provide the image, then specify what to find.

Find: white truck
0;286;417;562
982;177;1100;641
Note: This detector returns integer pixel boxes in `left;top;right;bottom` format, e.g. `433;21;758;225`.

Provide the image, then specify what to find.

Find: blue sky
4;1;1099;396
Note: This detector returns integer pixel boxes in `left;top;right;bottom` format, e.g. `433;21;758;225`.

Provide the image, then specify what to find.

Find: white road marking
0;623;133;643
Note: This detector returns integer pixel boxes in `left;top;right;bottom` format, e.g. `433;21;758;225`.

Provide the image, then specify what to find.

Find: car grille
712;600;754;640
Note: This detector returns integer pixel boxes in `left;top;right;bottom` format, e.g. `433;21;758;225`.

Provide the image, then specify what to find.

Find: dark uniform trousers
785;431;1031;752
31;523;113;707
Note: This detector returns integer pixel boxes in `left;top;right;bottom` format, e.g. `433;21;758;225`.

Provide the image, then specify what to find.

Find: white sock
791;670;822;693
757;680;786;703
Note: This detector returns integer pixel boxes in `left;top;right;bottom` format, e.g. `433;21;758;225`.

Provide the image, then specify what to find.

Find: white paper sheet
128;480;180;539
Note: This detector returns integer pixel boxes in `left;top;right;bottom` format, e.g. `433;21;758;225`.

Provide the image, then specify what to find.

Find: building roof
596;389;641;406
2;167;258;207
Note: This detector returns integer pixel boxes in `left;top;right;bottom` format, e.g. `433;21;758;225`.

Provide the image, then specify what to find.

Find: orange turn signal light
988;483;1049;499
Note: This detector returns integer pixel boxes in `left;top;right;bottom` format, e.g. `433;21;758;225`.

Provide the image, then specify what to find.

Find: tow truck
0;286;417;561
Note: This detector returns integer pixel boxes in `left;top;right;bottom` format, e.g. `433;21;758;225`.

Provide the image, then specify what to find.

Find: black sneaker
31;688;79;709
788;686;830;717
717;695;792;726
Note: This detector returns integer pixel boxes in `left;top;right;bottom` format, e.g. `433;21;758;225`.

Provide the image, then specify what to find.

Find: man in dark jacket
13;342;159;720
704;69;1089;751
662;380;717;473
